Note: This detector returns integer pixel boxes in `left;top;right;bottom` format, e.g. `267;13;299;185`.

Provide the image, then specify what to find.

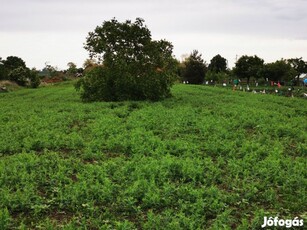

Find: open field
0;82;306;229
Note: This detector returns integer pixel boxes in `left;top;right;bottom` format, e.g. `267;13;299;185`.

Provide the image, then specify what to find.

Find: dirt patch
49;209;74;224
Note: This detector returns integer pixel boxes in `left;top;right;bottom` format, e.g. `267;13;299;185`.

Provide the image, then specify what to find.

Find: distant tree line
0;56;85;88
180;52;307;86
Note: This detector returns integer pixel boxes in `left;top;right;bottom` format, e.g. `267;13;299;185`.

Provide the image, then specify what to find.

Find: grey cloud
1;0;307;69
1;0;306;38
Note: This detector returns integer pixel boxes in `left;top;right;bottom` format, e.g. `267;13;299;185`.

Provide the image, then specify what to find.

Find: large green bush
8;67;29;86
0;56;40;88
7;67;40;88
76;18;177;102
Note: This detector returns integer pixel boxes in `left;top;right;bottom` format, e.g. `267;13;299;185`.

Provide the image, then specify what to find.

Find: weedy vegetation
0;82;306;229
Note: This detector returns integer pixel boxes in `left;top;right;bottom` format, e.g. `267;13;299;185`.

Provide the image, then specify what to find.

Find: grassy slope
0;83;306;229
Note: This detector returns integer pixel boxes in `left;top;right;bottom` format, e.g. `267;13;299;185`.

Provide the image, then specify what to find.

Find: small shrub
28;70;40;88
0;208;11;230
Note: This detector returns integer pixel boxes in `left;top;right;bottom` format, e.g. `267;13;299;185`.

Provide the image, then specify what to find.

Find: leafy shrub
8;67;29;86
0;208;11;230
206;70;229;83
28;69;40;88
7;67;40;88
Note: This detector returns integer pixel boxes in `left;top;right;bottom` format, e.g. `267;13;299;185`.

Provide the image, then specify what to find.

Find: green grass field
0;82;306;229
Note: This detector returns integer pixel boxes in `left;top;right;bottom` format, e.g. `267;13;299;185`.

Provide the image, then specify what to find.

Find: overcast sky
1;0;306;69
